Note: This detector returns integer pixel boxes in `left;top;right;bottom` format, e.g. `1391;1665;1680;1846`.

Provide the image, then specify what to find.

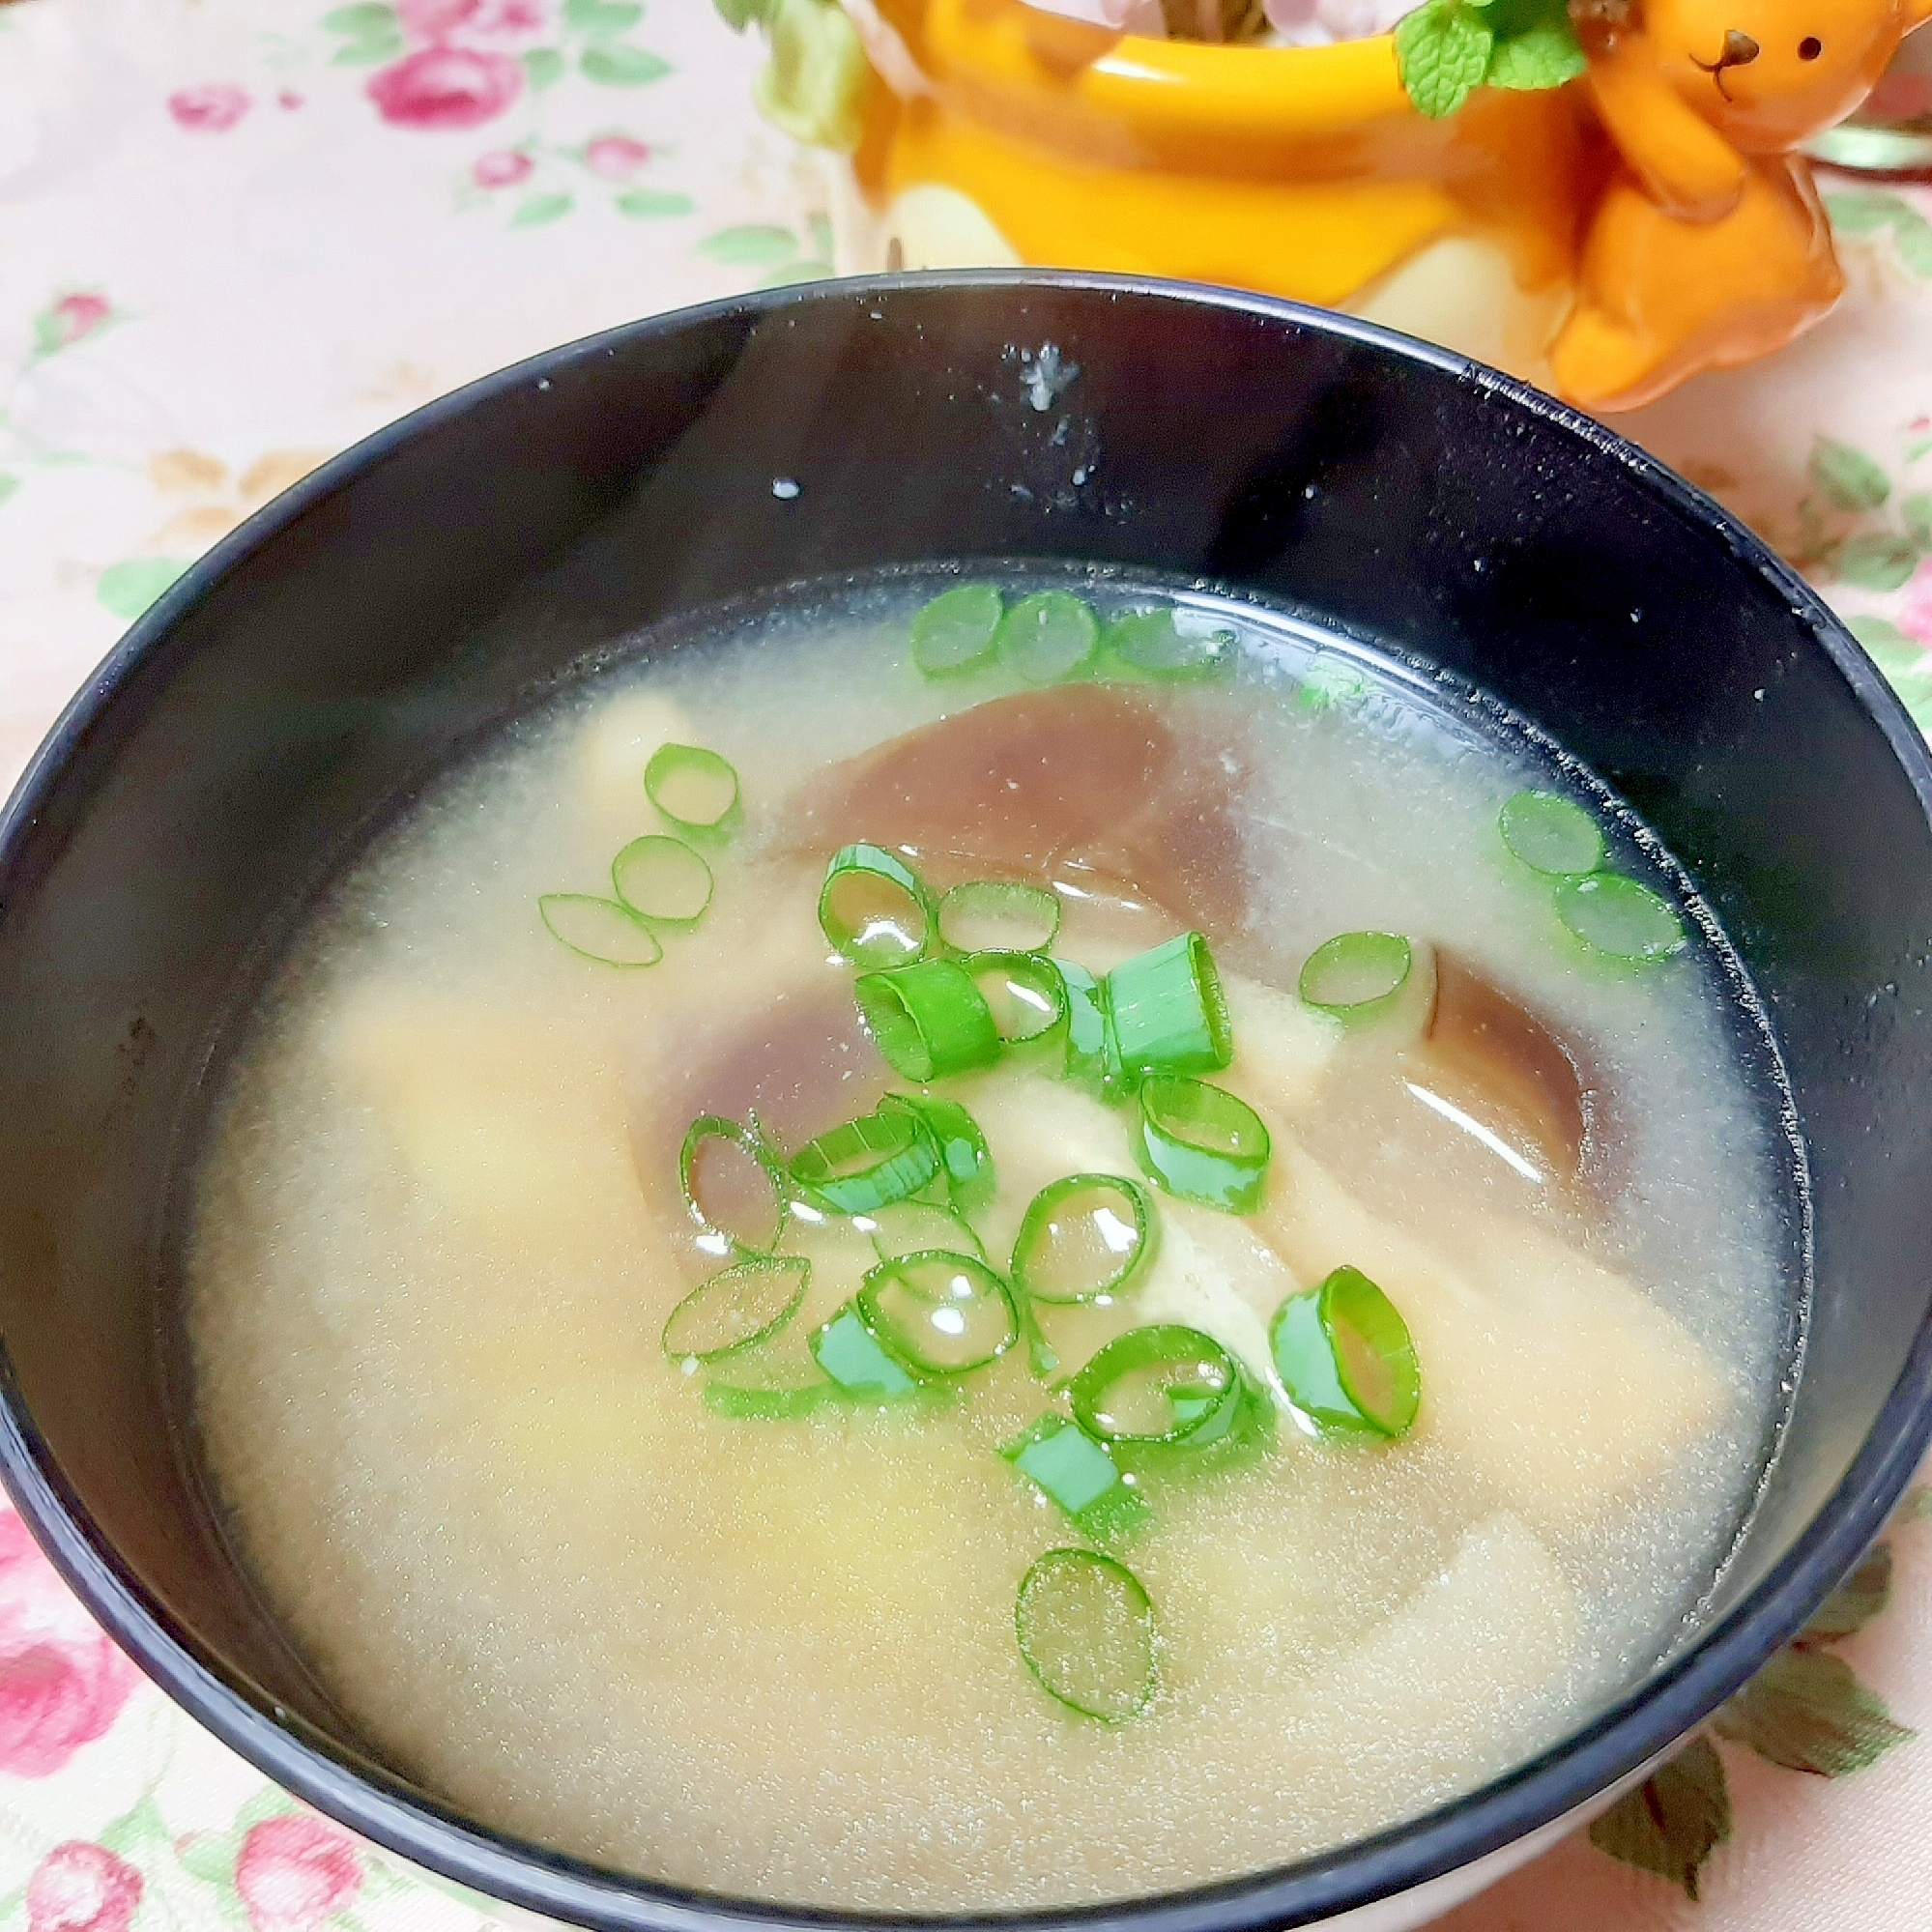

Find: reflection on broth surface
187;570;1796;1911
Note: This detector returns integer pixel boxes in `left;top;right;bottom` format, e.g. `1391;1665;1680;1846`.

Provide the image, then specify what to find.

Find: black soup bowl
1;275;1930;1932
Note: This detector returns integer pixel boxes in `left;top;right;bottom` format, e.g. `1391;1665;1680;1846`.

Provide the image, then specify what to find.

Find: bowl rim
3;269;1930;1932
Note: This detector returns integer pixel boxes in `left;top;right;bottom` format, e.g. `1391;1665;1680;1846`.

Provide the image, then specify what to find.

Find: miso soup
187;568;1799;1911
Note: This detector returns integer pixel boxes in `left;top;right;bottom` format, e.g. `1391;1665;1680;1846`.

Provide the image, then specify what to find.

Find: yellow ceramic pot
818;0;1932;411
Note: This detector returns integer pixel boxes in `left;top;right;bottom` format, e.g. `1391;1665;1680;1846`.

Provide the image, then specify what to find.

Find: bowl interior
2;277;1930;1930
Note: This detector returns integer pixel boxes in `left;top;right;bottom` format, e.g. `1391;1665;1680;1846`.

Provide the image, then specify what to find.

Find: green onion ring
678;1114;787;1253
611;834;713;928
1068;1323;1244;1447
997;591;1102;684
1133;1076;1271;1214
1554;872;1688;962
854;959;1002;1081
936;879;1061;955
788;1109;941;1216
1012;1174;1153;1306
704;1381;840;1421
1269;1264;1421;1440
1106;933;1232;1078
819;843;935;967
1297;931;1413;1019
961;950;1069;1047
1104;608;1234;680
877;1092;994;1210
537;893;664;968
811;1302;922;1399
1499;789;1605;879
910;583;1004;678
644;742;740;834
857;1251;1017;1375
1052;959;1123;1096
862;1198;986;1263
1016;1548;1158;1722
1001;1415;1150;1538
662;1255;808;1363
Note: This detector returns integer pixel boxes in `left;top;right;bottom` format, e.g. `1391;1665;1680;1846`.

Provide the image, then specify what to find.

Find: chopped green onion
997;591;1101;684
1269;1264;1420;1440
662;1255;808;1363
1053;959;1122;1096
1068;1323;1244;1447
1015;1548;1158;1722
1002;1414;1150;1539
1104;607;1235;679
819;844;934;967
1555;873;1687;962
537;893;664;967
961;950;1069;1048
937;879;1060;955
811;1303;921;1399
611;835;713;927
645;743;739;834
1134;1077;1271;1213
1106;933;1232;1077
704;1381;840;1421
857;1251;1017;1374
910;583;1003;678
788;1110;940;1215
1012;1174;1153;1305
679;1114;787;1253
863;1197;986;1263
1298;931;1412;1018
1499;790;1605;878
854;959;1002;1081
877;1093;994;1211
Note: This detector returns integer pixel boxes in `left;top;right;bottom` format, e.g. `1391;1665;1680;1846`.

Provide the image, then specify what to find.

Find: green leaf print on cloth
1588;1738;1732;1903
1827;191;1932;278
1714;1649;1917;1777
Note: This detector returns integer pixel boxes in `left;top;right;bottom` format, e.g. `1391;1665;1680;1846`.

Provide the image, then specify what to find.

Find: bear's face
1641;0;1932;153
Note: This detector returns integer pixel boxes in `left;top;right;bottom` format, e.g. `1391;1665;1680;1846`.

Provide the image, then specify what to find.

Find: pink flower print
278;91;305;111
473;147;533;187
235;1816;362;1932
585;134;649;178
168;83;251;131
1900;559;1932;648
367;46;523;130
471;0;545;32
48;294;112;349
26;1843;142;1932
0;1512;140;1776
398;0;481;35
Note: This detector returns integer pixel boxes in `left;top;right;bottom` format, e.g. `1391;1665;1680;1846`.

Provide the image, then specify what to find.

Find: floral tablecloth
1;4;1930;1930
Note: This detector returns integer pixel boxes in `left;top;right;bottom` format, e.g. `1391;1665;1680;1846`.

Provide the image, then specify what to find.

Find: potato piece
1217;970;1343;1120
1133;1202;1304;1401
1259;1136;1726;1529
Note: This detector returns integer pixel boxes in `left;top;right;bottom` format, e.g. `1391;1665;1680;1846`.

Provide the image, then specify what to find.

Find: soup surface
187;569;1796;1910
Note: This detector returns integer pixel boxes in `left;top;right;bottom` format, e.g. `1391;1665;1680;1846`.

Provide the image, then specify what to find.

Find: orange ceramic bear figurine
1553;0;1932;412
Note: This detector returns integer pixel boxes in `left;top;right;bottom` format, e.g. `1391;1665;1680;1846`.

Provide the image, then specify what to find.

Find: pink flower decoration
168;83;251;132
472;0;545;31
399;0;480;34
26;1843;142;1932
473;148;533;187
585;134;649;178
235;1817;362;1932
48;294;112;349
0;1513;140;1777
1900;560;1932;648
278;91;305;111
367;46;523;130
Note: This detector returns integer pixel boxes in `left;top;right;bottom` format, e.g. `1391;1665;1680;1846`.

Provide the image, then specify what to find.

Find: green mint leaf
1485;18;1587;90
522;46;567;89
698;222;800;266
581;43;673;84
322;3;396;32
511;192;575;227
616;188;696;217
1715;1647;1916;1775
1588;1736;1730;1900
1799;1543;1893;1647
1396;0;1495;120
1836;531;1924;591
565;0;645;35
1811;438;1891;512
